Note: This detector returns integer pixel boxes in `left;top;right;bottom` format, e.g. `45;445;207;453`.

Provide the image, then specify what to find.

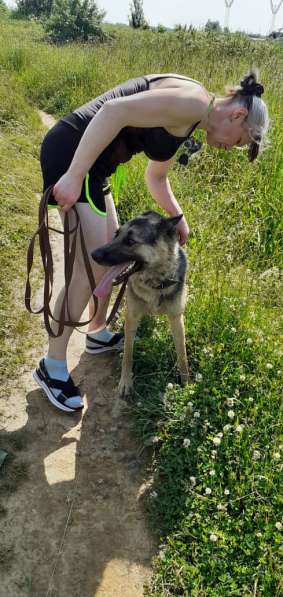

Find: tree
0;0;9;16
44;0;106;43
269;0;283;34
205;19;222;32
16;0;53;18
129;0;148;29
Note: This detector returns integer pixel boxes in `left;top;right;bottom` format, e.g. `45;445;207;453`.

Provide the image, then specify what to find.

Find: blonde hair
226;69;269;161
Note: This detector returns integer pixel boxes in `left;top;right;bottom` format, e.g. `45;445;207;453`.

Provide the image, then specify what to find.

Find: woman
34;70;269;413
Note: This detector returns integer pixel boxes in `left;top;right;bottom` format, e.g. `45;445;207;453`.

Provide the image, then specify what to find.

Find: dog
92;211;189;396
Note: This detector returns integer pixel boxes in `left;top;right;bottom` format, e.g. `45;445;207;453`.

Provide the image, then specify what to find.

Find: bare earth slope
0;112;156;597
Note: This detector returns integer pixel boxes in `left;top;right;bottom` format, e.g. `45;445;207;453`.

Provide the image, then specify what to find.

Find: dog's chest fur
128;246;187;315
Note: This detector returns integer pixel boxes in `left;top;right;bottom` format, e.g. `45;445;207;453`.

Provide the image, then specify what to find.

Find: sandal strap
39;359;80;398
86;332;124;347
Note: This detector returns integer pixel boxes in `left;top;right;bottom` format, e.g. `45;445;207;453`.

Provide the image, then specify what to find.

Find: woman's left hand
176;216;190;245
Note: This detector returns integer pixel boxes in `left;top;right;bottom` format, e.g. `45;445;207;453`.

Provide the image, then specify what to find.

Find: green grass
0;16;282;596
0;59;44;387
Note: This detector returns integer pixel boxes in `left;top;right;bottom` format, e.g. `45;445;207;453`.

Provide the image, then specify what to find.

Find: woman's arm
145;158;189;245
54;87;207;211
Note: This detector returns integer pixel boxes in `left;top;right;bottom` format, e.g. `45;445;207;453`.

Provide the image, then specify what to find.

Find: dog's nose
91;248;104;263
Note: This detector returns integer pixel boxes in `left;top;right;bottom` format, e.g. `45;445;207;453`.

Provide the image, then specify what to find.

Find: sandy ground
0;111;156;597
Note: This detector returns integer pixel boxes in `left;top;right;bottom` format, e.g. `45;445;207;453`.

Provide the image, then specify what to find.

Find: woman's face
206;106;250;150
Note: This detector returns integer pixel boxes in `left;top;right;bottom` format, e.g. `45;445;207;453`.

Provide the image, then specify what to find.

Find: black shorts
40;120;109;217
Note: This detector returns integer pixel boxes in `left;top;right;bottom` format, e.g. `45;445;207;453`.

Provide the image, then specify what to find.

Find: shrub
44;0;106;43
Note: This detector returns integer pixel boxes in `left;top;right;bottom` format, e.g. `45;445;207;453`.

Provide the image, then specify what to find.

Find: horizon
4;0;283;36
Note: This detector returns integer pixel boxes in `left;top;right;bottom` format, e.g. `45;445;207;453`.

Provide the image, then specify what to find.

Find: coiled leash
25;186;128;338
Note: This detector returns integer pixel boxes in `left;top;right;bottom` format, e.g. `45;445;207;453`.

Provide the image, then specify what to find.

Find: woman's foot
85;328;124;355
33;358;83;413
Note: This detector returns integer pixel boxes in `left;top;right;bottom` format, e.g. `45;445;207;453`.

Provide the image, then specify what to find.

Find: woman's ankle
87;323;106;334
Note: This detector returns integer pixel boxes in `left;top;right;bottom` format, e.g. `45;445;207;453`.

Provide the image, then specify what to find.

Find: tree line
3;0;283;42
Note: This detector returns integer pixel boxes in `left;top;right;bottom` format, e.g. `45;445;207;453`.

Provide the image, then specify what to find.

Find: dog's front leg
168;314;189;385
118;307;141;397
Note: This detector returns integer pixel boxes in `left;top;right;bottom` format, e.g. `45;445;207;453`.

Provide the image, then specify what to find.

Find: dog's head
91;212;183;297
92;211;182;267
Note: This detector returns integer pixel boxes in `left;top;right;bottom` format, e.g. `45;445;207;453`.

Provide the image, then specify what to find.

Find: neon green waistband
85;174;107;217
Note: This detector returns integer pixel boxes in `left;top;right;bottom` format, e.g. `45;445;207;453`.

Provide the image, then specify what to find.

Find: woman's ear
230;106;248;122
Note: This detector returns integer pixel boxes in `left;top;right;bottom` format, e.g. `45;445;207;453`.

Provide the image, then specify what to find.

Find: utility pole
269;0;283;34
224;0;235;30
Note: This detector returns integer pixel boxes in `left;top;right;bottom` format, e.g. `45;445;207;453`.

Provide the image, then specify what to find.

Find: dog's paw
118;374;133;397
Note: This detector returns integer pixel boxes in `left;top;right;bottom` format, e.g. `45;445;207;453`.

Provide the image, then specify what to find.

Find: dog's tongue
94;263;131;298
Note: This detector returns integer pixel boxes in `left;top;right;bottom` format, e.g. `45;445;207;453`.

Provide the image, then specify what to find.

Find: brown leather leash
25;186;127;338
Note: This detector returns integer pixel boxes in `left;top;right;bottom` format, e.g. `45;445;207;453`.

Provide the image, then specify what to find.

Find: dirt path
0;112;156;597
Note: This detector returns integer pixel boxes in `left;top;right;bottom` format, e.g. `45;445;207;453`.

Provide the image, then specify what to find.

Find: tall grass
0;16;282;596
0;64;44;387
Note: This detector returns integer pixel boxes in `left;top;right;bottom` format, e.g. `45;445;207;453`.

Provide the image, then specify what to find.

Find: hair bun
240;72;264;97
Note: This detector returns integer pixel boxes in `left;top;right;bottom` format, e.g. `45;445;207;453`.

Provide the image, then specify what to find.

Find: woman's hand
53;171;84;212
176;216;189;245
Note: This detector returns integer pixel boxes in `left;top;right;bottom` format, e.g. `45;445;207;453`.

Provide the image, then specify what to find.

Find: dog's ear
158;214;183;237
166;214;183;227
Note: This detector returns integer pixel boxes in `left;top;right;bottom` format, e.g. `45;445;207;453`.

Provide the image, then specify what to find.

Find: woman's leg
87;191;119;333
48;203;113;360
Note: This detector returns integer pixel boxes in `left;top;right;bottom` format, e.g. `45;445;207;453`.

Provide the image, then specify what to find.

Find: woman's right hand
53;171;84;212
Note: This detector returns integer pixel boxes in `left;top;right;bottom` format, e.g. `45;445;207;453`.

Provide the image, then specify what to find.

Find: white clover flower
228;410;235;419
137;401;142;406
150;491;158;499
256;531;262;538
223;424;231;432
235;425;244;433
194;411;200;418
167;382;174;390
189;476;196;485
239;374;246;381
189;388;195;395
205;487;212;495
275;522;282;531
195;373;203;382
209;533;218;542
273;452;280;461
248;397;254;403
217;504;226;511
234;389;240;397
253;450;261;460
231;327;237;333
187;401;194;410
266;363;273;370
183;438;191;448
247;338;253;345
212;437;221;446
227;398;234;407
217;432;223;438
209;470;216;476
224;488;230;495
212;450;217;456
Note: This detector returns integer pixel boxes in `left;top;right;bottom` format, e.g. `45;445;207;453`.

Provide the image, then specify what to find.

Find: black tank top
60;75;200;183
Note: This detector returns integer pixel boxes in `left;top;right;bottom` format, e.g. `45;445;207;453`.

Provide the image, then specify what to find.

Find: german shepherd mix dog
92;211;189;396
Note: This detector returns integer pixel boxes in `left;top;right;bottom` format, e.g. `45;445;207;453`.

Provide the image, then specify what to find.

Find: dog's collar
149;278;179;290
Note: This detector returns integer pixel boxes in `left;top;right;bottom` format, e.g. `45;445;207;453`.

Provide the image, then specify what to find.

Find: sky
5;0;283;36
